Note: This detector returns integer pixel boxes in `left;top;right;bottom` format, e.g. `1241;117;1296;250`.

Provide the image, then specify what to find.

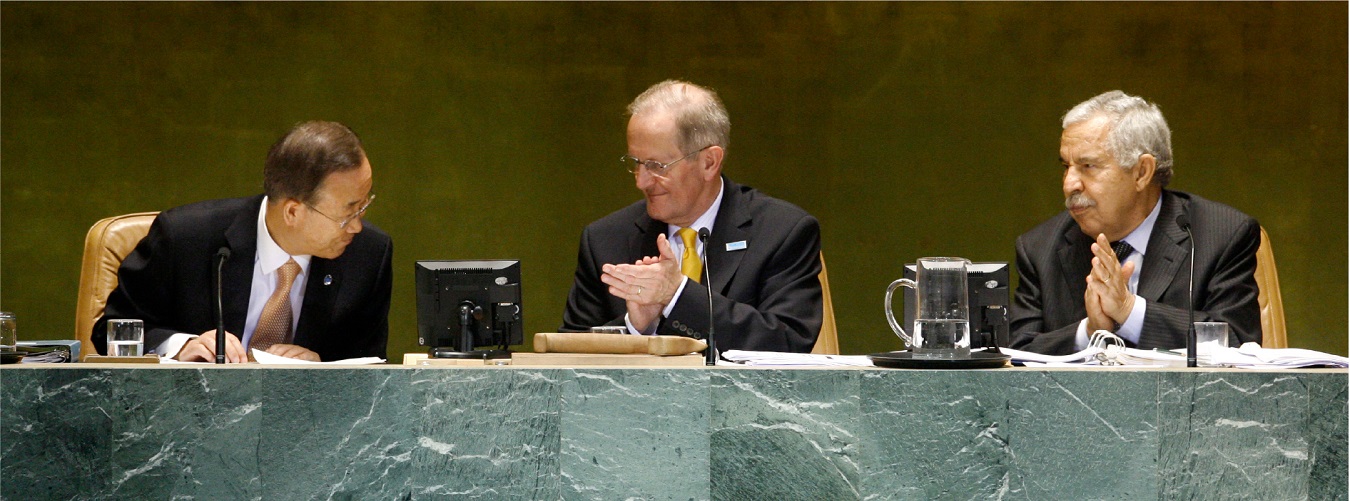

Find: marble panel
408;368;562;500
157;369;264;500
1;369;115;500
1;368;265;501
710;369;861;501
1305;372;1347;501
1158;372;1313;501
559;369;710;501
860;370;1159;500
259;368;414;499
999;371;1160;499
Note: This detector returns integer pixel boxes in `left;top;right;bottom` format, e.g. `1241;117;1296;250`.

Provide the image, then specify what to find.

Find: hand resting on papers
175;330;319;362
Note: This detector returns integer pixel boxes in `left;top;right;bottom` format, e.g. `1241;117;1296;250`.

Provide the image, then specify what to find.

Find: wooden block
83;355;160;364
533;332;706;356
511;353;706;367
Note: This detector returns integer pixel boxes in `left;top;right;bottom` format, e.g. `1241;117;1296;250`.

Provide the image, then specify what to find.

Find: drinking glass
0;312;16;352
1194;321;1230;367
106;319;144;357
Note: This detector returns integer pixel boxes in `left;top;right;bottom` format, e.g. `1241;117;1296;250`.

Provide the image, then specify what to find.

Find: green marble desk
2;365;1344;500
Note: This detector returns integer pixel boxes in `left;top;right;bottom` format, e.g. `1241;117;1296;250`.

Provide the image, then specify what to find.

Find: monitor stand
429;303;512;359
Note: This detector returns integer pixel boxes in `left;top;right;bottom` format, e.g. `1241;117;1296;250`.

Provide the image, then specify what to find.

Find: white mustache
1065;192;1096;210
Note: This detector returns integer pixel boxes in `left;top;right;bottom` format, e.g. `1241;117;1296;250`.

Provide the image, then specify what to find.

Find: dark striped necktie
1111;241;1135;260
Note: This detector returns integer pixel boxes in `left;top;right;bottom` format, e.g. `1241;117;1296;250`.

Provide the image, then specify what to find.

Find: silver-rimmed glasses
620;145;712;178
307;193;375;229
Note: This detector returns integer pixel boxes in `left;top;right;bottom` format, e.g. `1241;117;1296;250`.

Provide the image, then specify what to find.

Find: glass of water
0;312;16;352
1194;321;1230;367
106;319;144;357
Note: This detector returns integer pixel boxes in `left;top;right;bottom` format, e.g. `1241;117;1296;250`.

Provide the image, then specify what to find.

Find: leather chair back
811;252;840;355
74;212;158;359
1255;226;1287;348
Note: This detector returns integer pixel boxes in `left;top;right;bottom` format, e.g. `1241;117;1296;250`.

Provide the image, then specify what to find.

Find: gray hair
1062;90;1173;187
627;80;730;155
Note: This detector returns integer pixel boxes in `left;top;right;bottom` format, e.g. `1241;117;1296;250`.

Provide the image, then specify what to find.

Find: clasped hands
175;329;320;363
1084;233;1137;333
600;233;686;332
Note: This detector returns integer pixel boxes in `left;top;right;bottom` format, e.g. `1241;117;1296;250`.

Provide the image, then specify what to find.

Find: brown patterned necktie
251;258;301;352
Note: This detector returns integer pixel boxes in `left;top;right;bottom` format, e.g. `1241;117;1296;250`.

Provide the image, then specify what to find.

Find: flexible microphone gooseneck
698;228;716;366
214;247;231;364
1176;214;1197;368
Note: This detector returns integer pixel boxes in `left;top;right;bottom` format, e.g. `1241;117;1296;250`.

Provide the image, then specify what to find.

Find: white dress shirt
154;198;312;357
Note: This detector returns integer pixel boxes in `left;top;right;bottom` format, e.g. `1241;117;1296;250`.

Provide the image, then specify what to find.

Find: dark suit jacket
93;195;394;361
561;178;823;353
1009;190;1262;355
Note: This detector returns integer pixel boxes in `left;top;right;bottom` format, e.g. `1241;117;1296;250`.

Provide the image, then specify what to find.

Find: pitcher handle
885;278;917;345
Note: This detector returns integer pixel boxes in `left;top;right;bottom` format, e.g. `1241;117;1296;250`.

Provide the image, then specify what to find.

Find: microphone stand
214;247;231;364
1177;214;1197;368
699;228;716;366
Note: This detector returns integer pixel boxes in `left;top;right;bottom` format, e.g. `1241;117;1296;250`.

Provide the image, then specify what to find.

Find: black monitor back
415;260;523;350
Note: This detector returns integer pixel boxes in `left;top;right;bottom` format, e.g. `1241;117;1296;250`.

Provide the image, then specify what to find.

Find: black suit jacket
1009;190;1262;355
561;178;823;353
93;195;394;361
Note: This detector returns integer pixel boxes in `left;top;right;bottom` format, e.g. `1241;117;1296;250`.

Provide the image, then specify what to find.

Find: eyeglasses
306;193;375;229
620;146;712;178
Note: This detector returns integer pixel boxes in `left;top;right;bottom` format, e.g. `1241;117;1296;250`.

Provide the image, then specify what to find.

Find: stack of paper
156;350;385;365
1211;343;1349;369
719;350;874;367
1007;341;1347;369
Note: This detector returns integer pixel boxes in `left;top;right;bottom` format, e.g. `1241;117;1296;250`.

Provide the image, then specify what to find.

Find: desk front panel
2;366;1344;500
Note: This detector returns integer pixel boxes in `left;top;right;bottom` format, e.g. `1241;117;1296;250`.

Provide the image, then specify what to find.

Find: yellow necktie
678;227;702;283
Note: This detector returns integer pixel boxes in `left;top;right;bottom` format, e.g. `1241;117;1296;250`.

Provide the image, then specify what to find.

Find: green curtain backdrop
3;2;1345;358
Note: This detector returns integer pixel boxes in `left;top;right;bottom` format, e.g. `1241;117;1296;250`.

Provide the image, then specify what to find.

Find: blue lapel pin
323;274;333;286
726;241;747;252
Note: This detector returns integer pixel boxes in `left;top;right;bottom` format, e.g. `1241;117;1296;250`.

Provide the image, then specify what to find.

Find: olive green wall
3;2;1346;358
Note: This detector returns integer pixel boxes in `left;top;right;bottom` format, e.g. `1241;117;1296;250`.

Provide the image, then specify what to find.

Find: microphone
698;228;716;366
1176;214;1197;368
215;247;231;364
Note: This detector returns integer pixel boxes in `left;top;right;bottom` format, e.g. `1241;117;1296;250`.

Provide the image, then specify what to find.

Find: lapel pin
323;274;333;286
726;241;747;251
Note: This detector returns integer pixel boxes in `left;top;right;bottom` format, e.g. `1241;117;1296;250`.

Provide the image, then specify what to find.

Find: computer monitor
902;262;1010;349
415;260;523;358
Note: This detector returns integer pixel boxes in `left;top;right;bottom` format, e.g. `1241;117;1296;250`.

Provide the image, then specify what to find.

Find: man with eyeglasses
95;121;393;362
561;80;823;353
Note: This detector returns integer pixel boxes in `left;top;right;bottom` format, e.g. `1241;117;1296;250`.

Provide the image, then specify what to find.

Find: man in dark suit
561;80;822;353
94;121;393;362
1010;91;1261;355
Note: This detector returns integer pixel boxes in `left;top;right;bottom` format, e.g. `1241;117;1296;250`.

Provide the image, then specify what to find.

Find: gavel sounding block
533;332;707;356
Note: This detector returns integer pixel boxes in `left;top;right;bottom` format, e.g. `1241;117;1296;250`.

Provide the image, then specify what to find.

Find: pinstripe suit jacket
1009;190;1262;355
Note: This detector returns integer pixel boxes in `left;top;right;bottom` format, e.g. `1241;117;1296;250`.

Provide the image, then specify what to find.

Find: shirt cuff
1074;319;1091;351
662;276;689;318
153;333;197;359
624;314;656;336
624;276;691;335
1113;295;1148;345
